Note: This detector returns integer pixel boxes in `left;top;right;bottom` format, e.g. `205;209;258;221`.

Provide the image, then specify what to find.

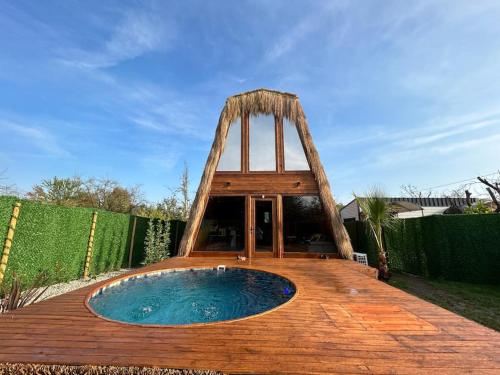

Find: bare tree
400;184;432;199
27;176;84;205
0;169;19;196
477;174;500;213
27;176;143;213
179;162;190;221
465;190;473;207
134;163;192;221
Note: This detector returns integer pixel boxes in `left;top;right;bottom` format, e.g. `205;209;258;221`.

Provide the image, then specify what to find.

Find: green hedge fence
0;197;185;289
345;214;500;284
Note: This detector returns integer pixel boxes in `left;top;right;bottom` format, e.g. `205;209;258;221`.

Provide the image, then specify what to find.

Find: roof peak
229;88;298;99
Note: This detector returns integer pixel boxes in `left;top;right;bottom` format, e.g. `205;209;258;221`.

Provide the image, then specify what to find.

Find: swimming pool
86;267;296;326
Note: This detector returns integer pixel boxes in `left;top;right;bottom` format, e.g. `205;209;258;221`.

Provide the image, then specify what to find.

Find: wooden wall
211;172;319;195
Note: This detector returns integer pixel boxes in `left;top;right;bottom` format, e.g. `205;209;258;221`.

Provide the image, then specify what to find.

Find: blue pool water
88;268;296;325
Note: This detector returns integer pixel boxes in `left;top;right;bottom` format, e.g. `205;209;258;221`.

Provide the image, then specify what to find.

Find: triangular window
283;118;309;170
217;117;241;171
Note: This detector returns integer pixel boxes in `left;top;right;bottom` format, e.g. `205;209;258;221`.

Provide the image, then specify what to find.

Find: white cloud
59;8;175;69
434;133;500;154
409;120;497;146
1;120;71;158
263;1;348;62
140;151;180;175
116;83;211;140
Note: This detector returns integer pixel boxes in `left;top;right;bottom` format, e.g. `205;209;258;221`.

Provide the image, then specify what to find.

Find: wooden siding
211;172;318;195
1;257;499;374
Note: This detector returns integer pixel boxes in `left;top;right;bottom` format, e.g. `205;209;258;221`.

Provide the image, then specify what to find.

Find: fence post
127;216;137;268
0;202;21;286
83;211;98;280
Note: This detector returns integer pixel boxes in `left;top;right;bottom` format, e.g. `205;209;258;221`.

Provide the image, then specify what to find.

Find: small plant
355;188;397;281
0;271;50;313
464;201;492;214
144;218;171;265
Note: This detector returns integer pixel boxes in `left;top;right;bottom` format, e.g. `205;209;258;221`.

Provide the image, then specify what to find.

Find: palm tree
354;189;396;280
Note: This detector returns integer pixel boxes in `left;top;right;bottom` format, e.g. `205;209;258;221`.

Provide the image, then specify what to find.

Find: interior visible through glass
249;114;276;171
217;117;241;171
255;200;273;252
283;196;336;253
283;118;309;170
194;196;245;251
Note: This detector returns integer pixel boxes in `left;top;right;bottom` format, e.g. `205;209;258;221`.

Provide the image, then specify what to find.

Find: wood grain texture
211;172;318;195
1;257;499;374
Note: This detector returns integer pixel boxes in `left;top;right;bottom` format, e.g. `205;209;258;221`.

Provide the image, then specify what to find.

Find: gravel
37;269;130;302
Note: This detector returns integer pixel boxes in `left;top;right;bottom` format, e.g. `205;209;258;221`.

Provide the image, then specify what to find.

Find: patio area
1;257;499;374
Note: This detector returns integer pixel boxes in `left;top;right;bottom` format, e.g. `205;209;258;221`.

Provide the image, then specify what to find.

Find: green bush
144;219;171;265
0;197;186;289
346;214;500;284
385;214;500;284
344;221;378;266
91;210;132;275
2;198;92;286
385;218;428;276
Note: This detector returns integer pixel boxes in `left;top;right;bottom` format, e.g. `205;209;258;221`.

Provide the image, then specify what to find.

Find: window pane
249;114;276;171
255;200;273;252
283;196;336;253
284;118;309;170
194;196;245;251
217;118;241;171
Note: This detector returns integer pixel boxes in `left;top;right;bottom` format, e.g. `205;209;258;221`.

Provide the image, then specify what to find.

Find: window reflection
217;118;241;171
249;114;276;171
283;118;309;170
283;196;336;253
194;196;245;251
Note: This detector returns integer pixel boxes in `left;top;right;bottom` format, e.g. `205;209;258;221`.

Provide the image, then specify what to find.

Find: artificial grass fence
345;214;500;284
0;197;185;289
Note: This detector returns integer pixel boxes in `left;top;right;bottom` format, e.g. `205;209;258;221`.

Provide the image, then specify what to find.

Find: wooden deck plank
0;258;499;374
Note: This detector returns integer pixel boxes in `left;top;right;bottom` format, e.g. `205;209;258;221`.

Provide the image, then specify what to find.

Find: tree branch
485;187;500;213
465;190;472;207
478;176;500;193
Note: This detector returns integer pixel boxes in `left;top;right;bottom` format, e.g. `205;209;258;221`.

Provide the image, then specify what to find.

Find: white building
340;197;476;222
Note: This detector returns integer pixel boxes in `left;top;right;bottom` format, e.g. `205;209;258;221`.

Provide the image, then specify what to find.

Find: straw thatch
178;88;353;259
0;363;224;375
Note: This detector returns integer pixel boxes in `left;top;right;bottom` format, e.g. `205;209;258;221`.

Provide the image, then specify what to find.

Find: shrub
144;219;170;265
346;213;500;284
384;214;500;284
0;197;185;289
0;271;50;312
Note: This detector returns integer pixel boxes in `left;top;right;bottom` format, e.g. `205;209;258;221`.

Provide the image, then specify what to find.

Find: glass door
251;198;276;257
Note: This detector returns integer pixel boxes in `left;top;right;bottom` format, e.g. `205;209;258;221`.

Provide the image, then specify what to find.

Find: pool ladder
217;265;226;272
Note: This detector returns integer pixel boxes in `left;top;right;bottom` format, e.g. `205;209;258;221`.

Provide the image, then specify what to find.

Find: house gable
178;89;353;259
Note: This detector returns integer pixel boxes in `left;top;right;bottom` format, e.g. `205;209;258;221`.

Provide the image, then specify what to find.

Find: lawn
388;272;500;331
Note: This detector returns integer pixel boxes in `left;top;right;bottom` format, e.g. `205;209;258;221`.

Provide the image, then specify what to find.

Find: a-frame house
178;89;353;259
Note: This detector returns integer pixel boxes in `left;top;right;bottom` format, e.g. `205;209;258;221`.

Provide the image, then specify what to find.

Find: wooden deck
1;258;499;374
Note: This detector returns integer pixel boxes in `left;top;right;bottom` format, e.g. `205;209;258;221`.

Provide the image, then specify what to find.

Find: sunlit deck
1;258;499;374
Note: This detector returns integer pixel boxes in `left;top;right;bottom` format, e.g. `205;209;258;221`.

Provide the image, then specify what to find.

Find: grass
388;271;500;331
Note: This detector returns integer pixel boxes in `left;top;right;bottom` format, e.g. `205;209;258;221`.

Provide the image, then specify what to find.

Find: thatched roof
220;88;303;128
178;89;353;259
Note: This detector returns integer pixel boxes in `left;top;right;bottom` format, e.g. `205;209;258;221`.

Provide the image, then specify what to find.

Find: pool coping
83;265;299;328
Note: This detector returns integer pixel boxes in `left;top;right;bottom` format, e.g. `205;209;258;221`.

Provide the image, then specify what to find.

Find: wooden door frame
247;195;279;258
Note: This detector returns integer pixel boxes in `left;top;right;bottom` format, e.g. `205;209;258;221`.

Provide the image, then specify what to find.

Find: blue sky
1;0;499;204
